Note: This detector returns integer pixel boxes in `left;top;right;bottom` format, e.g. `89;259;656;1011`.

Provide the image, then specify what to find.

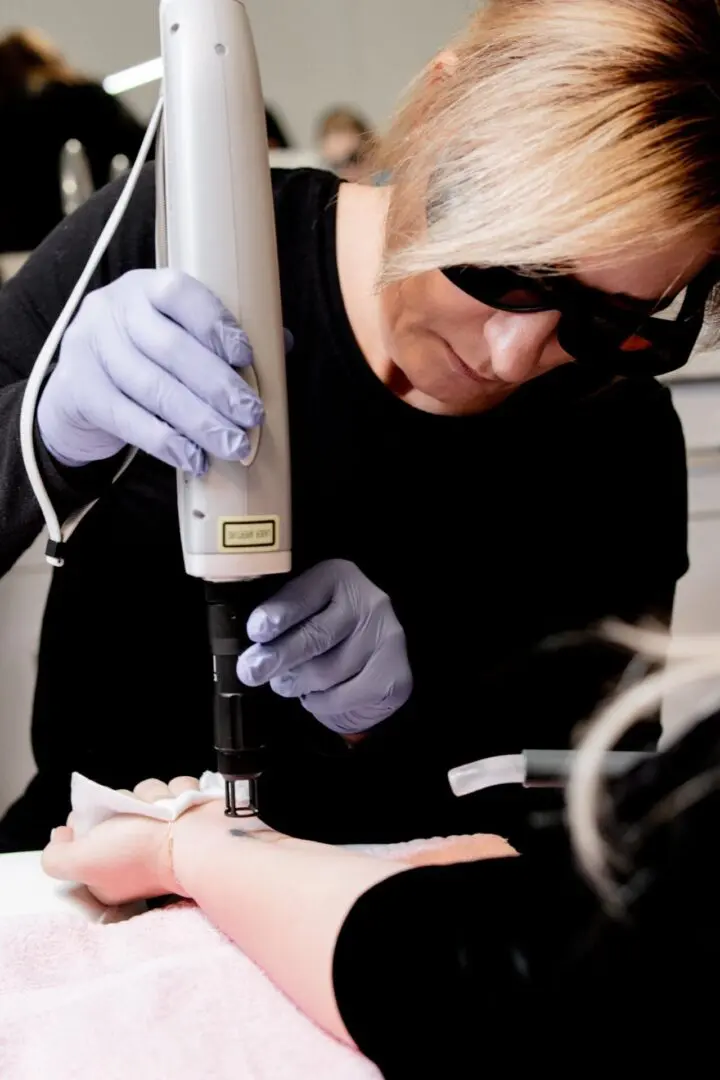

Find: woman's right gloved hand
37;268;265;476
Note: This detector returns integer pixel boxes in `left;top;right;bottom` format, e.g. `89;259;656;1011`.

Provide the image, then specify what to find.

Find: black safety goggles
440;263;717;378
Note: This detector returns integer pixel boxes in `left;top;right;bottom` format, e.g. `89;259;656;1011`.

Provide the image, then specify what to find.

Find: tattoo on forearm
228;827;287;844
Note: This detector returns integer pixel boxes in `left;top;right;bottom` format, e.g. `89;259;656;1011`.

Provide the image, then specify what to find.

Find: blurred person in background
315;106;373;180
0;28;146;256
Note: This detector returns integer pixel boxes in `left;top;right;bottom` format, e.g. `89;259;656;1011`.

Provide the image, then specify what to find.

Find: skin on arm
170;794;516;1042
42;776;514;1047
170;804;407;1044
169;807;516;1043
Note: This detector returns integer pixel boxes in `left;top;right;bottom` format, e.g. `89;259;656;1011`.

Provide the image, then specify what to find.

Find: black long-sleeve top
0;166;688;852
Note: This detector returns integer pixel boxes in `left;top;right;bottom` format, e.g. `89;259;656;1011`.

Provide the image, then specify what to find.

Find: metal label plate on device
219;515;280;551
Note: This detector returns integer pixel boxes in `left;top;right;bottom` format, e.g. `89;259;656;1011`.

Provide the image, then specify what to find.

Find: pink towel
0;903;382;1080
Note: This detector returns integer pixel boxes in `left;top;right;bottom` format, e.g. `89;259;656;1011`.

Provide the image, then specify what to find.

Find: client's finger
49;825;74;845
116;789;134;797
133;778;171;803
168;776;200;796
42;828;79;878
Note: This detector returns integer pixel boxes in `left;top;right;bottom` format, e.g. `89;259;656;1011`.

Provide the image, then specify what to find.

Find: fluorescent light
103;57;163;96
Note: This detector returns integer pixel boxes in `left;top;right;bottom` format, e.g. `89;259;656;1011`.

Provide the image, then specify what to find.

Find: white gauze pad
70;772;252;837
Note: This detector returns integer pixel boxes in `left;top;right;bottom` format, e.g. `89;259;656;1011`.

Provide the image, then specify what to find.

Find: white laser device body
159;0;291;584
157;0;291;818
18;0;290;818
19;0;290;586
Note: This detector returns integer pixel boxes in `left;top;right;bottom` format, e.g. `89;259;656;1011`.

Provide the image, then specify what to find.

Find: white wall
663;369;720;732
0;0;478;145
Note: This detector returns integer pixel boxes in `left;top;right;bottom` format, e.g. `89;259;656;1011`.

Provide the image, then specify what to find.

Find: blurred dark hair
0;28;83;103
265;106;291;149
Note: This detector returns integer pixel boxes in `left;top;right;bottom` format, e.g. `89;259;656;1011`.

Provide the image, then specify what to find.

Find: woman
41;632;720;1076
0;0;713;852
0;28;146;254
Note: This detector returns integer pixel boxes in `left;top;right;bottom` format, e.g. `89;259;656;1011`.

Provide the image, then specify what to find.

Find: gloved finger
125;301;263;427
75;366;206;474
167;776;200;796
96;339;253;462
245;562;343;645
269;638;369;698
133;778;172;803
299;646;413;735
144;270;252;367
116;789;134;797
238;600;356;686
300;678;395;734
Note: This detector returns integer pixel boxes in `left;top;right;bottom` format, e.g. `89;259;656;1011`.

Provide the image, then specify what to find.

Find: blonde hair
372;0;720;283
567;622;720;911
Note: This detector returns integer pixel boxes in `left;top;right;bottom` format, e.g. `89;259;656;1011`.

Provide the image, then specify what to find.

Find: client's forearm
170;808;405;1044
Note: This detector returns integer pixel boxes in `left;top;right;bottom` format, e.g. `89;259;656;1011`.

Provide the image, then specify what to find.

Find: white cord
19;96;164;567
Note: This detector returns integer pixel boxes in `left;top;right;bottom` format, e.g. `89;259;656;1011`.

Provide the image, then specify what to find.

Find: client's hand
41;777;222;906
42;771;516;912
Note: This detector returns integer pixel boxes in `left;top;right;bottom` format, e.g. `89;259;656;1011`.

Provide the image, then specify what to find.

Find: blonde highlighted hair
568;622;720;910
372;0;720;283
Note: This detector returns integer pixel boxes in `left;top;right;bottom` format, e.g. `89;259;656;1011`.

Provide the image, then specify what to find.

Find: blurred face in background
321;129;363;176
317;110;372;180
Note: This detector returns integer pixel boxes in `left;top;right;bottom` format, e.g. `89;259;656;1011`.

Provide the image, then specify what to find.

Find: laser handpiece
206;586;267;816
158;0;292;818
18;1;288;822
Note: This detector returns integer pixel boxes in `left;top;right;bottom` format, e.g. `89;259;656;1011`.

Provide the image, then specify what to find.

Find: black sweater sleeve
333;713;720;1078
0;166;156;578
333;846;590;1077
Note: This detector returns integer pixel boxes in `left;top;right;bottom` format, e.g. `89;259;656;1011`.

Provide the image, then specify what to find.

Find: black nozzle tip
223;777;259;818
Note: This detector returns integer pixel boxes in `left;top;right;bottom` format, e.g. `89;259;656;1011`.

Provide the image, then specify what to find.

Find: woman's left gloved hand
236;559;413;736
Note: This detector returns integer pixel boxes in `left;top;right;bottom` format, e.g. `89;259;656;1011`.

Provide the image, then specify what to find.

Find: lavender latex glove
37;269;266;475
237;559;413;736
